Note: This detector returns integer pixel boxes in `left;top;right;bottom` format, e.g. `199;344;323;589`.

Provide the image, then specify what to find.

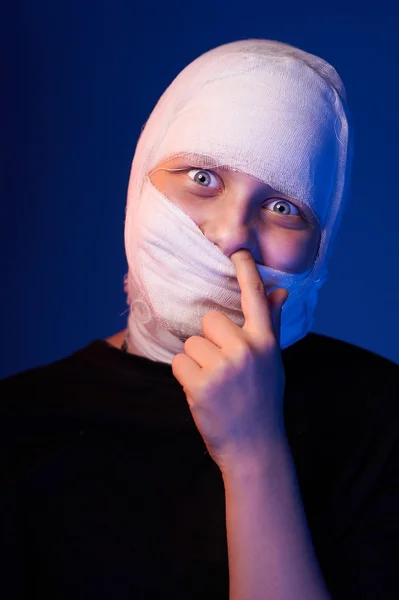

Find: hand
171;249;289;475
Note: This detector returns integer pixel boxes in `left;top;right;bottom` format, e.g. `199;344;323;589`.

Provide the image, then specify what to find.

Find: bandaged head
123;39;354;364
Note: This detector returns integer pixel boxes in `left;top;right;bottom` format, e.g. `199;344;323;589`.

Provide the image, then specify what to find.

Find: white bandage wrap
123;39;354;363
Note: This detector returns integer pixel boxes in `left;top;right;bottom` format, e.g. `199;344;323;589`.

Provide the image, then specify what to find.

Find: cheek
149;171;200;219
260;227;320;274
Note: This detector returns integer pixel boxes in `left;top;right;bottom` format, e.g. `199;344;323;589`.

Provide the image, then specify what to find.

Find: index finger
230;249;273;340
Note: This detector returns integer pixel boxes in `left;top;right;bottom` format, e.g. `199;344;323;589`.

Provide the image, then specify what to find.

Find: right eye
187;169;221;189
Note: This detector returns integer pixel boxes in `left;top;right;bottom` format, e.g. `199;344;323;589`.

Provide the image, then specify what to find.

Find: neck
105;329;127;350
124;308;185;364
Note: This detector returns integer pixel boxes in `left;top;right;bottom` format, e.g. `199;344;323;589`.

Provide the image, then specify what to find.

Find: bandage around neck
123;39;354;364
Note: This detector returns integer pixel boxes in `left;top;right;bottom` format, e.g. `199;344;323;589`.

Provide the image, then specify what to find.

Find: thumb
268;288;289;345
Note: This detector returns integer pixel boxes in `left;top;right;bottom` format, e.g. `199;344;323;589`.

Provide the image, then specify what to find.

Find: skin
106;157;321;349
149;157;321;273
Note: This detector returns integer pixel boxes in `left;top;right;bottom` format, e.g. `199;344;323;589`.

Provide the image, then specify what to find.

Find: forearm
222;436;332;600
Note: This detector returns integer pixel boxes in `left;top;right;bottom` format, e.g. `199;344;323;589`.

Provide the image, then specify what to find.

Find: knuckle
259;335;278;355
184;335;202;352
183;337;194;352
233;339;252;361
202;310;219;326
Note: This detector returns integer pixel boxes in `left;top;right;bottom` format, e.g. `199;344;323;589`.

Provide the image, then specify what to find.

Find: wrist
221;429;290;484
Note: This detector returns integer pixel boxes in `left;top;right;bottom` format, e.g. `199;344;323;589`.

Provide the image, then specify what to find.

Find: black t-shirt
1;332;398;599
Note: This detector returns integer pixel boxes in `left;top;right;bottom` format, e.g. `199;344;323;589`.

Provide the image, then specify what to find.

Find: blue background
1;1;398;378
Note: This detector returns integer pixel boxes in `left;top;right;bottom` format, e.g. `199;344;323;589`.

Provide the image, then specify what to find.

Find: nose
200;206;260;262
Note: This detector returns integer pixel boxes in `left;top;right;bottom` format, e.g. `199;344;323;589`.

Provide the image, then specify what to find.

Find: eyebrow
165;152;227;169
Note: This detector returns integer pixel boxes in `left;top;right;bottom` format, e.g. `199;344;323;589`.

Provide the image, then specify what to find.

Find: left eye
264;199;300;216
187;169;220;188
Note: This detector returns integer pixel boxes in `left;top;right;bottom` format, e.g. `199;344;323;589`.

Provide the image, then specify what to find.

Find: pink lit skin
149;157;321;275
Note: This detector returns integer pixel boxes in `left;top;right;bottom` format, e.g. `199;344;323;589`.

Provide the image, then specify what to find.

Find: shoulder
285;332;399;422
0;340;100;396
289;331;398;374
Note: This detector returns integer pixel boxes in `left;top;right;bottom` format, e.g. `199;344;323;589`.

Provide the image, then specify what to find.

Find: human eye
263;198;301;217
187;168;221;189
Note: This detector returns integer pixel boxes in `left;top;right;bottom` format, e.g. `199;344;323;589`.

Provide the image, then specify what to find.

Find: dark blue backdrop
1;1;398;378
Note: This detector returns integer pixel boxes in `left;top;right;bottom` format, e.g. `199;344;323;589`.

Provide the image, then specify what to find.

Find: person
1;39;398;600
